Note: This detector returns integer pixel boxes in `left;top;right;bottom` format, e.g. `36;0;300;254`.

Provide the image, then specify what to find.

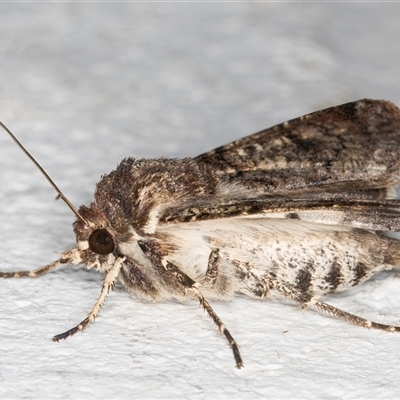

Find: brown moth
2;98;400;369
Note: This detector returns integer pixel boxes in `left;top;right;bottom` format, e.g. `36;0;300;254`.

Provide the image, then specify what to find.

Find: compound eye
88;229;115;255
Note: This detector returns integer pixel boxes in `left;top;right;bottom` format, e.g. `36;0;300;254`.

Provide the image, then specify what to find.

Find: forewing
161;99;400;231
195;99;400;194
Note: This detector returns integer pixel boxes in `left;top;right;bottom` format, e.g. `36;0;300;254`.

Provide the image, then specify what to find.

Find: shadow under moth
2;98;400;368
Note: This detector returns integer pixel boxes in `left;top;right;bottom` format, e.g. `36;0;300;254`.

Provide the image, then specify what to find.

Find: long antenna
0;121;87;225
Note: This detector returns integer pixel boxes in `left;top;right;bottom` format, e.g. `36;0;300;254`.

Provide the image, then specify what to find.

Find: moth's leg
200;248;220;286
0;249;80;278
135;241;243;368
268;279;312;308
189;286;244;369
313;299;400;332
53;256;126;342
0;259;65;278
200;249;239;298
269;278;400;332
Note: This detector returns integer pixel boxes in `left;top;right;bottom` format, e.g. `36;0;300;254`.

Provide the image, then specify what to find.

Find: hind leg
313;299;400;332
268;277;400;332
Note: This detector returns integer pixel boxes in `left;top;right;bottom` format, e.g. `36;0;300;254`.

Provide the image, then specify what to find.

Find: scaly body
2;98;400;368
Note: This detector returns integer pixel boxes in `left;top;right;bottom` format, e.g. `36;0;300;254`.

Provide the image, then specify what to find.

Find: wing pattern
162;99;400;231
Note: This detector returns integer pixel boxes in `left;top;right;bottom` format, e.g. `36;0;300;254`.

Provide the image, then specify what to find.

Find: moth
2;98;400;369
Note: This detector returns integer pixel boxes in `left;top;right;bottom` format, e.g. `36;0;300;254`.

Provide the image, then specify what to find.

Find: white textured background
1;3;400;399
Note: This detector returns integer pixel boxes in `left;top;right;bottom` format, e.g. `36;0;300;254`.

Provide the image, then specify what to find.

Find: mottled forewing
160;99;400;232
195;99;400;194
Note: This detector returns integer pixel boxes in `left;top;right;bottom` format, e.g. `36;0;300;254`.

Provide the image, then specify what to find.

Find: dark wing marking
195;99;400;195
160;197;400;231
160;99;400;232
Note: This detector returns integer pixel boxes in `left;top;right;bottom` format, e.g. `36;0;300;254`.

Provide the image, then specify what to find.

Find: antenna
0;121;87;225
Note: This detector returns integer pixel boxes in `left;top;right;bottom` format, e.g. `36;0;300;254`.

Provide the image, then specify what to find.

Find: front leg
0;249;78;279
53;256;126;341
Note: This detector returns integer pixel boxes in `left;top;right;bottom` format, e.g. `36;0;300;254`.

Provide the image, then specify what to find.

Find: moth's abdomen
230;221;399;299
158;218;400;301
164;218;399;300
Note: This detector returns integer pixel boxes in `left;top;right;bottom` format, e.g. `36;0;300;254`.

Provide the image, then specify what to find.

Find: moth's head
71;200;134;271
0;122;141;271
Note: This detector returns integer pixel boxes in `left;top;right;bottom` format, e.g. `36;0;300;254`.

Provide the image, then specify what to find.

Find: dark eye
88;229;115;255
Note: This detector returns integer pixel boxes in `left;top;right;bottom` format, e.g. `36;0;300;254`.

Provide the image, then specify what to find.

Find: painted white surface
1;3;400;399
